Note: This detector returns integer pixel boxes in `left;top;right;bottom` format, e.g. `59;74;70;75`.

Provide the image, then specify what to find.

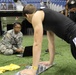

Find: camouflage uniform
0;29;23;55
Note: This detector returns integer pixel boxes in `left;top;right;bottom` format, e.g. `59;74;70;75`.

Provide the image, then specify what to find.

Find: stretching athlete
19;4;76;75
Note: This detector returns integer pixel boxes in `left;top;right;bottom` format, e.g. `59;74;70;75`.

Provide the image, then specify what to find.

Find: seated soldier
0;22;24;55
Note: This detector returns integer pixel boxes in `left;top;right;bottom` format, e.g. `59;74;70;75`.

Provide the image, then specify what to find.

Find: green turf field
0;35;76;75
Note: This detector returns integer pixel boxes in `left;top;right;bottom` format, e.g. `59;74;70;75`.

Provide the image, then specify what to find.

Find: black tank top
41;8;76;43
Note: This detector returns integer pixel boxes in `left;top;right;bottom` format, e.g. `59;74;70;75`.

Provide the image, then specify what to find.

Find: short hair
23;4;37;17
13;22;21;28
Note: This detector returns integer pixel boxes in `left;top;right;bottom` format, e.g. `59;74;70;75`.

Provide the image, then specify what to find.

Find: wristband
32;66;38;70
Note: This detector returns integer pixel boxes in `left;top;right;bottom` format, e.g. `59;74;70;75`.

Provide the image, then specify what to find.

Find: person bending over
19;4;76;75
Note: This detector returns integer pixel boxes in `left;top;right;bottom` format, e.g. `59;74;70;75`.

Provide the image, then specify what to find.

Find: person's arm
65;4;69;16
12;33;23;53
47;31;55;65
16;33;23;48
1;33;13;49
39;31;55;66
32;13;43;69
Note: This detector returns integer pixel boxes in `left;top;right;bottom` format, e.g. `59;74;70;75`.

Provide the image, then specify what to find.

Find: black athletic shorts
70;39;76;59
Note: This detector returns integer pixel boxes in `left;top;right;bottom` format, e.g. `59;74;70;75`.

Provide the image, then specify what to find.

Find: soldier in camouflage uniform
0;22;24;55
